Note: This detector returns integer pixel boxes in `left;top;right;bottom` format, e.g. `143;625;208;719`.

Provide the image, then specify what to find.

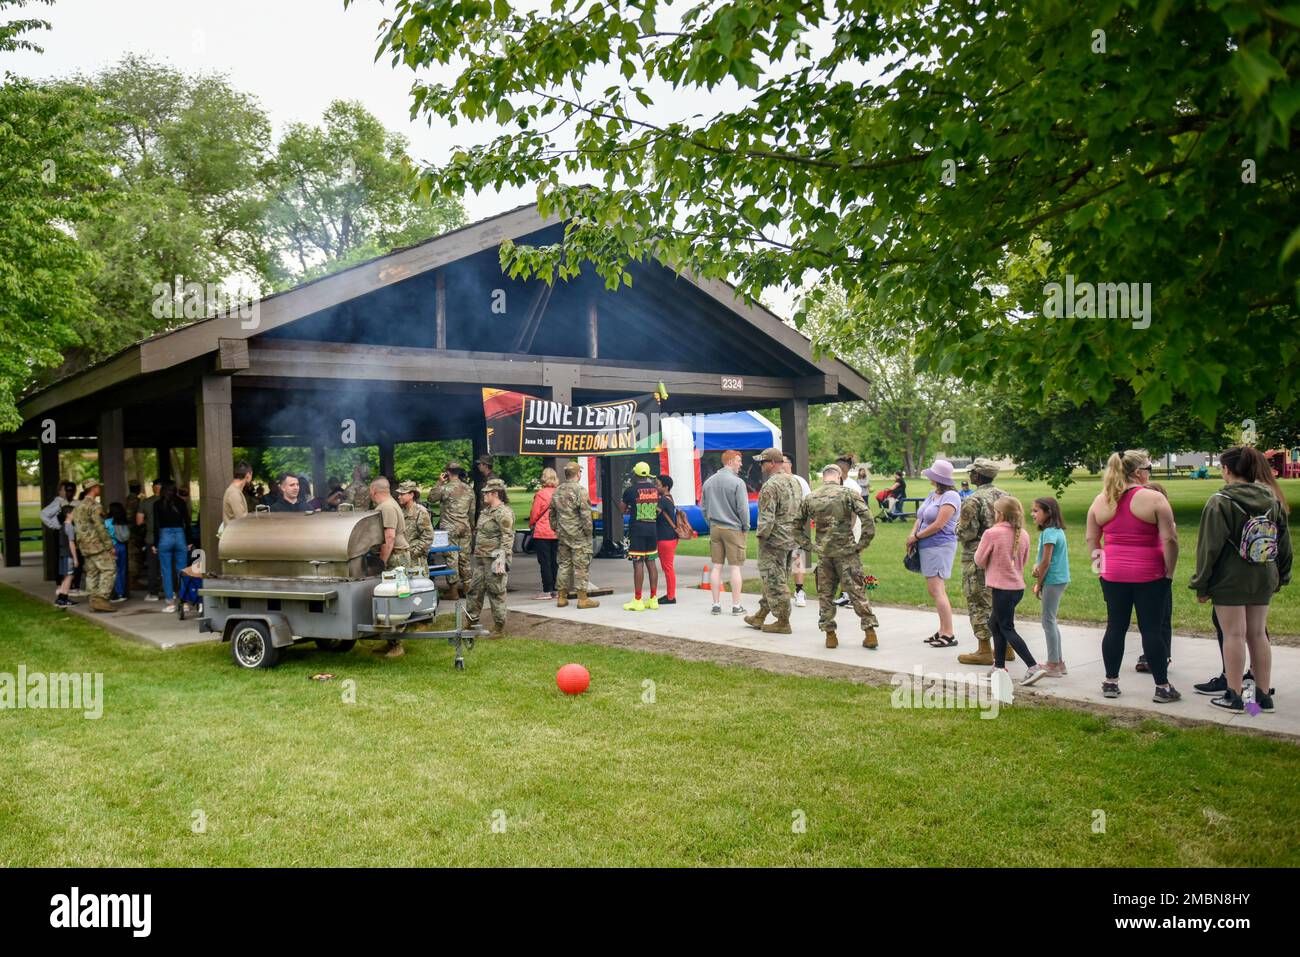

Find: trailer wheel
231;621;280;669
315;639;356;653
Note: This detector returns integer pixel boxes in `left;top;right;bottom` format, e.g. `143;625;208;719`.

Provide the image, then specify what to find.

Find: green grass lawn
675;476;1300;639
1;585;1297;866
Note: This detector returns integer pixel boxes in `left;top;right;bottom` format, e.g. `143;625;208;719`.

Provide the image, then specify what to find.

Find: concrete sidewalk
507;569;1300;738
7;551;1297;738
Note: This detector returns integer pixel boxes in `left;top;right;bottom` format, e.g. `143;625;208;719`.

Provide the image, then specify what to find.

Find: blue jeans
157;527;188;601
1039;582;1067;662
113;542;129;599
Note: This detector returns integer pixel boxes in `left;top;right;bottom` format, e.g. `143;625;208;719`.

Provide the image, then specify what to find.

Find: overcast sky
7;0;836;316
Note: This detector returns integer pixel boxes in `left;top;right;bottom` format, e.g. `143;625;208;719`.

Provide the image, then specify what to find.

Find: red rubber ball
556;663;590;695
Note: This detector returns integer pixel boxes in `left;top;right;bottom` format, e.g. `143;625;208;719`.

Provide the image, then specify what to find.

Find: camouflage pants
445;527;472;585
815;553;879;632
961;557;993;641
466;557;508;628
556;539;592;595
82;549;115;600
384;548;411;571
755;543;792;621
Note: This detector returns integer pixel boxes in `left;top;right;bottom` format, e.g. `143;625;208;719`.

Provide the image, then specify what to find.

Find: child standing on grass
1030;497;1070;676
975;496;1048;685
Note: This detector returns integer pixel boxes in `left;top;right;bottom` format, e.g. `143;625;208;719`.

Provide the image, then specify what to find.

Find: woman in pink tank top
1086;450;1180;703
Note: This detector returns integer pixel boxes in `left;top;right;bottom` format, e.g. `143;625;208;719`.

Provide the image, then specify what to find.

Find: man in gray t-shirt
701;451;751;615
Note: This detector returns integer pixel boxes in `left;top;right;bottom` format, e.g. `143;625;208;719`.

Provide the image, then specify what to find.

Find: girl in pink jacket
974;496;1048;685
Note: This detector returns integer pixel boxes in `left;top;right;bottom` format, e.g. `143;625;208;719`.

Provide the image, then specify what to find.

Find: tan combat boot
761;617;792;635
576;591;600;609
489;620;506;637
1005;644;1016;662
383;641;405;659
556;591;570;608
743;611;767;630
445;583;461;601
958;638;994;666
89;596;116;613
825;629;838;649
863;626;878;649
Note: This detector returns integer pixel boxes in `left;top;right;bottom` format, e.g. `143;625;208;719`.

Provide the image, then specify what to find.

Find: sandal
928;635;958;648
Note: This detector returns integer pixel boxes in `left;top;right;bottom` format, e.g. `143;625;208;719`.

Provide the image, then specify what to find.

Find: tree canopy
369;0;1299;435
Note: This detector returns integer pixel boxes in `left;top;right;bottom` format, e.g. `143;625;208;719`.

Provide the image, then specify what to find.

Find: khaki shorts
709;527;747;566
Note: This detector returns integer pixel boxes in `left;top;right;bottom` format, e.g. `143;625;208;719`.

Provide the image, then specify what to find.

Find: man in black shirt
269;473;308;512
620;461;660;610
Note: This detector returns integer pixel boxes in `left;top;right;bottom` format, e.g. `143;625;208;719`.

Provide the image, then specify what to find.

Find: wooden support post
596;457;624;558
196;376;232;574
39;441;59;580
312;446;327;503
378;438;396;484
155;446;172;484
435;271;447;350
1;445;20;568
542;366;575;475
778;397;810;482
97;408;127;506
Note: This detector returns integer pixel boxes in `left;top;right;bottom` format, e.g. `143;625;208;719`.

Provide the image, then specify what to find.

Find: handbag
903;544;922;573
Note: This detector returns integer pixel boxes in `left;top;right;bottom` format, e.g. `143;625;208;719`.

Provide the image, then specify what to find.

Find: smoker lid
218;510;385;563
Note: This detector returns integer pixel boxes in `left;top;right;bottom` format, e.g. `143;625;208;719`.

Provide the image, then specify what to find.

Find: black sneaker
1211;689;1244;712
54;595;71;607
1152;685;1181;704
1255;690;1275;713
1102;681;1120;698
1195;673;1227;696
1135;655;1149;673
659;597;676;605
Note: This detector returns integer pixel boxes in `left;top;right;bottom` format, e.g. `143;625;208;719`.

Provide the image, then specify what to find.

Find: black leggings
990;588;1037;669
1100;577;1170;684
534;538;558;593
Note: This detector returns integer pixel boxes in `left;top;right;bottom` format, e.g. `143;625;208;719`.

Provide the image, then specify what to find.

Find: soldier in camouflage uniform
744;447;806;635
549;461;599;608
347;463;372;511
397;481;434;575
466;478;513;636
72;479;117;613
956;457;1010;665
797;463;879;649
124;481;143;587
427;462;474;599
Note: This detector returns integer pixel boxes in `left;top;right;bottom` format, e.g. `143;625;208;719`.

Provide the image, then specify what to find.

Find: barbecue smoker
199;510;481;670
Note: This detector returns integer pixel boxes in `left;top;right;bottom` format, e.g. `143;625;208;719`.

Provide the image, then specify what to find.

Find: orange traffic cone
699;563;712;589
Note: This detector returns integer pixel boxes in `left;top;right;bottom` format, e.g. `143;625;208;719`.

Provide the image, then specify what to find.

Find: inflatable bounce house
578;410;781;536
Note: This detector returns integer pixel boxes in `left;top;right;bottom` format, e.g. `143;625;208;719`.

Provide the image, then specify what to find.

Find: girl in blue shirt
1030;497;1070;675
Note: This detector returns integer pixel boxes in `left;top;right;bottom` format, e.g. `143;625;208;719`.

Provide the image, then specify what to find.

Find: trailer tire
316;639;356;653
231;621;280;669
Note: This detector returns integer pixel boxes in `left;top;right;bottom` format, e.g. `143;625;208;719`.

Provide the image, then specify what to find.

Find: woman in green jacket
1189;446;1291;713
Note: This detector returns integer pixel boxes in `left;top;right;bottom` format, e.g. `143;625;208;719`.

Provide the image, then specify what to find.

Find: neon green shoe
645;596;659;610
622;598;646;612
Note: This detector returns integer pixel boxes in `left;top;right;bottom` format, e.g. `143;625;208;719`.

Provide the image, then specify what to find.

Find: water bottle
395;566;411;598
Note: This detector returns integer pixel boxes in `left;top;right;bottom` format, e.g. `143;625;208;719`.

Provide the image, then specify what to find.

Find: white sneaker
794;590;807;608
162;603;176;613
1021;664;1048;686
144;594;159;602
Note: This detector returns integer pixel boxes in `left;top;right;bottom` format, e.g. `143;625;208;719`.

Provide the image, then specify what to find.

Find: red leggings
656;539;678;598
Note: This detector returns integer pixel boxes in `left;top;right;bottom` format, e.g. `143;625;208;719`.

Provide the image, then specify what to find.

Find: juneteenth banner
483;388;663;456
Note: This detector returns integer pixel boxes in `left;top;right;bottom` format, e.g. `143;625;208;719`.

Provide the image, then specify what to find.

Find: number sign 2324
720;375;745;392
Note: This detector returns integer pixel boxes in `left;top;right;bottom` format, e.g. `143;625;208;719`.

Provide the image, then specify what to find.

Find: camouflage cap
482;478;507;494
821;462;844;477
753;447;785;463
445;460;462;471
969;457;1001;479
474;454;494;467
81;478;101;491
396;480;421;495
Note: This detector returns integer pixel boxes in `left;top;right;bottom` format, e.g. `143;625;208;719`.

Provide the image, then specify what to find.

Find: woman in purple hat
908;459;963;647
